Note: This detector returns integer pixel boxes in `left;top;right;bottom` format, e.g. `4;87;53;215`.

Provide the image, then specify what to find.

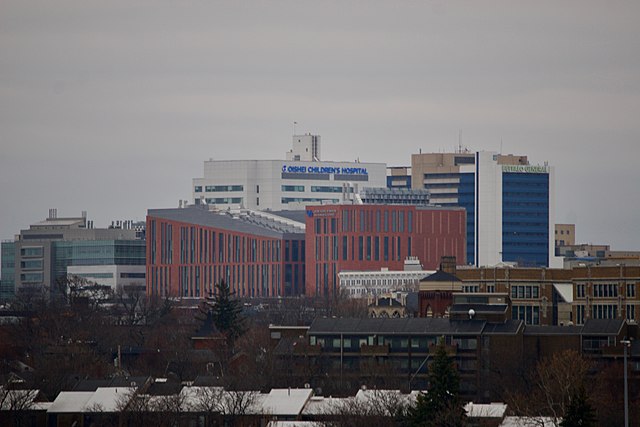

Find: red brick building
305;205;466;297
146;207;306;298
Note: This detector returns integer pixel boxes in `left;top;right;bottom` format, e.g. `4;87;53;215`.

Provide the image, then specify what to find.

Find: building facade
338;257;434;298
0;211;145;301
453;264;640;326
192;135;387;211
411;151;557;268
146;206;306;298
305;204;466;298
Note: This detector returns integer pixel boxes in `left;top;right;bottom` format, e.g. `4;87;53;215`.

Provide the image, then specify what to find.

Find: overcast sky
1;1;639;250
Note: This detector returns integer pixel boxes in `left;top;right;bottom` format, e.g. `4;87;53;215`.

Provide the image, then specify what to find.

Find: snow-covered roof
47;392;94;413
465;402;507;418
0;389;42;410
499;416;560;427
301;396;344;415
83;387;134;412
261;388;313;417
266;422;321;427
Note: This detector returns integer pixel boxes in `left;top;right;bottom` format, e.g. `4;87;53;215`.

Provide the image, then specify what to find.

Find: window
593;284;618;298
205;185;244;192
592;304;618;319
576;284;586;298
282;185;305;192
194;186;202;192
627;283;636;298
626;305;636;321
512;305;540;325
576;305;586;325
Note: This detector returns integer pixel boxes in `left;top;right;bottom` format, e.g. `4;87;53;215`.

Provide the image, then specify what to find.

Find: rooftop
148;206;305;238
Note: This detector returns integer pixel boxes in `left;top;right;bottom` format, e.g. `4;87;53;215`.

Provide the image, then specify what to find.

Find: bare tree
506;350;591;427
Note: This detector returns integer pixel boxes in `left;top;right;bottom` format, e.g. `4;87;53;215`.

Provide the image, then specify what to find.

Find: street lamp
621;338;631;427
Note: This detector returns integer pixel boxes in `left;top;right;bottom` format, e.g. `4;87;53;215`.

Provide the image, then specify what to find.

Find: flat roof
148;207;305;239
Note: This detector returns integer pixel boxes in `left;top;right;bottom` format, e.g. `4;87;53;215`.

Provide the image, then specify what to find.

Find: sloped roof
420;270;460;282
47;391;94;413
581;318;625;335
261;388;313;417
83;387;135;412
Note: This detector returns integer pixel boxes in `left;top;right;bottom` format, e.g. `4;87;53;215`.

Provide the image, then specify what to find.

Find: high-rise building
192;134;387;212
412;151;557;268
0;210;145;301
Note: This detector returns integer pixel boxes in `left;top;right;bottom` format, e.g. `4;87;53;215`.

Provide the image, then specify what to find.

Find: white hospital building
192;134;387;211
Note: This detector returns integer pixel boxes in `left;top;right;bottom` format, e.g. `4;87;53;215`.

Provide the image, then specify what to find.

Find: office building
146;205;306;298
412;150;557;267
386;166;412;189
338;257;434;298
305;204;466;298
554;223;575;248
0;210;145;301
192;134;387;211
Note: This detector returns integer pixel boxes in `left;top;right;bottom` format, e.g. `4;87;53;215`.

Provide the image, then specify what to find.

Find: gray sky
1;1;639;250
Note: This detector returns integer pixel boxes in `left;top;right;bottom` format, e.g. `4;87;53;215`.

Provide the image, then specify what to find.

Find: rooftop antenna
293;121;297;136
458;130;462;153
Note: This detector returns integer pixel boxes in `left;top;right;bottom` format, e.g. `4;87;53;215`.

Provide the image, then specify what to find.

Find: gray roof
523;318;625;336
421;270;461;282
450;304;508;314
524;326;583;336
148;207;305;239
309;317;488;335
580;318;625;335
269;210;308;224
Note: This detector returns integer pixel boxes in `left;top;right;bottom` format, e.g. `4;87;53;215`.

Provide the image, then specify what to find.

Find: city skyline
1;1;639;250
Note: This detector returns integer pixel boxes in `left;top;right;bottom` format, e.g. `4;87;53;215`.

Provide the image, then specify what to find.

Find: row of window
280;185;352;193
282;197;340;204
205;197;242;204
315;235;411;263
575;304;636;324
195;185;244;193
511;285;540;299
576;283;636;298
336;209;414;234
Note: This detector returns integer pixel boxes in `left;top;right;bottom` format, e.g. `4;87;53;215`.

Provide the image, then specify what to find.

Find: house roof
581;318;625;335
420;270;460;282
83;387;135;412
260;388;313;417
47;391;94;413
465;402;507;418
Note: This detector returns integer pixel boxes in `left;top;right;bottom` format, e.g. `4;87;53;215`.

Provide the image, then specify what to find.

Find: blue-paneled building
411;151;556;267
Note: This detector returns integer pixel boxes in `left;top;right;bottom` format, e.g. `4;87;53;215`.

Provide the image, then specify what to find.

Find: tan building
453;265;640;326
554;223;576;247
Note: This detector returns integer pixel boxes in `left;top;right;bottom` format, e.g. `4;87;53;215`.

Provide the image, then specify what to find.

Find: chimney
440;256;457;275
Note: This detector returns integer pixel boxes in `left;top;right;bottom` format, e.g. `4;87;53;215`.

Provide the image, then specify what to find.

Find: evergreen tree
408;337;467;427
560;387;596;427
209;280;246;348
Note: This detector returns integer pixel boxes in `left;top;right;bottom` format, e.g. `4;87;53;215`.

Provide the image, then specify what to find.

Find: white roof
179;386;225;411
261;388;313;416
465;402;508;418
47;392;94;413
553;283;574;303
83;387;135;412
266;422;320;427
0;389;41;410
301;396;345;415
499;416;560;427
